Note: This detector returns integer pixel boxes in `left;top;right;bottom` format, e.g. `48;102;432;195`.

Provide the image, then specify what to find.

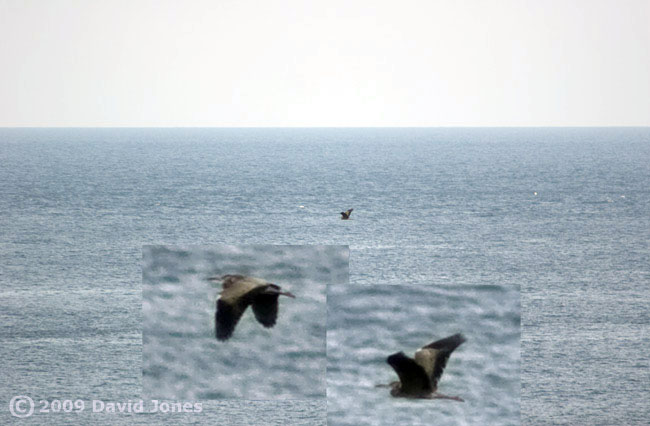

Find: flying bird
340;208;353;220
208;274;295;341
381;333;466;401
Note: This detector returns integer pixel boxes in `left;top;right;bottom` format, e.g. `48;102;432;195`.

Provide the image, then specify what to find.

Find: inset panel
327;284;520;425
143;245;348;400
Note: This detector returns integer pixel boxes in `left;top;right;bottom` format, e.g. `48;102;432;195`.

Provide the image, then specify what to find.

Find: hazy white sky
1;0;648;126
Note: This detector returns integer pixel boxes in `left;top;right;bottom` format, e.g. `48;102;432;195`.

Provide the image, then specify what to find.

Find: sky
0;0;649;127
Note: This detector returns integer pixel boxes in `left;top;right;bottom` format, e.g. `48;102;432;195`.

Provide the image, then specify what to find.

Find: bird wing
387;352;432;395
416;334;466;389
215;278;261;340
251;291;280;328
414;348;438;382
215;297;250;340
346;209;353;217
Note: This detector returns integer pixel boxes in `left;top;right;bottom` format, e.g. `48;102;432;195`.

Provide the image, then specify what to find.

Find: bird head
265;284;296;298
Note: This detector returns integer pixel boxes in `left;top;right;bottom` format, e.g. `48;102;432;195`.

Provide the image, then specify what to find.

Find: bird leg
431;393;464;402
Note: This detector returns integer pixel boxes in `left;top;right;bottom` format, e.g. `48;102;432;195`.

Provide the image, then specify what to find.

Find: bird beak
207;276;221;282
281;291;296;298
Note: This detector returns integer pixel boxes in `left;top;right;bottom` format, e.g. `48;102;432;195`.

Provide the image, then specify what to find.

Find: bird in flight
340;208;353;220
208;274;295;341
380;333;466;401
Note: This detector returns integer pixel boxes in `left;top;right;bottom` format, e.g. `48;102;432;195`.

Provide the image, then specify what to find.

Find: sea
0;127;648;425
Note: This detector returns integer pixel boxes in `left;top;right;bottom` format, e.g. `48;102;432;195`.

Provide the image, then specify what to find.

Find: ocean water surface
1;127;649;425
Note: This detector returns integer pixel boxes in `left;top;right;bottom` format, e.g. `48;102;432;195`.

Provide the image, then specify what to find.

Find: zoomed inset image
143;245;347;400
327;284;520;426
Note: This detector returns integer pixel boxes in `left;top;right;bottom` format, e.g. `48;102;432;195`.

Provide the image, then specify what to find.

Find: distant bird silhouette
208;274;295;341
379;333;466;401
340;208;353;220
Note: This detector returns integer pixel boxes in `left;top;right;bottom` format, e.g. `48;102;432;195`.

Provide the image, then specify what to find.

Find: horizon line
1;126;648;130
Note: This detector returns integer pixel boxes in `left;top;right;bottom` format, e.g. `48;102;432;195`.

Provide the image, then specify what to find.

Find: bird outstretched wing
215;297;250;340
417;333;466;389
251;292;280;328
387;352;432;395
